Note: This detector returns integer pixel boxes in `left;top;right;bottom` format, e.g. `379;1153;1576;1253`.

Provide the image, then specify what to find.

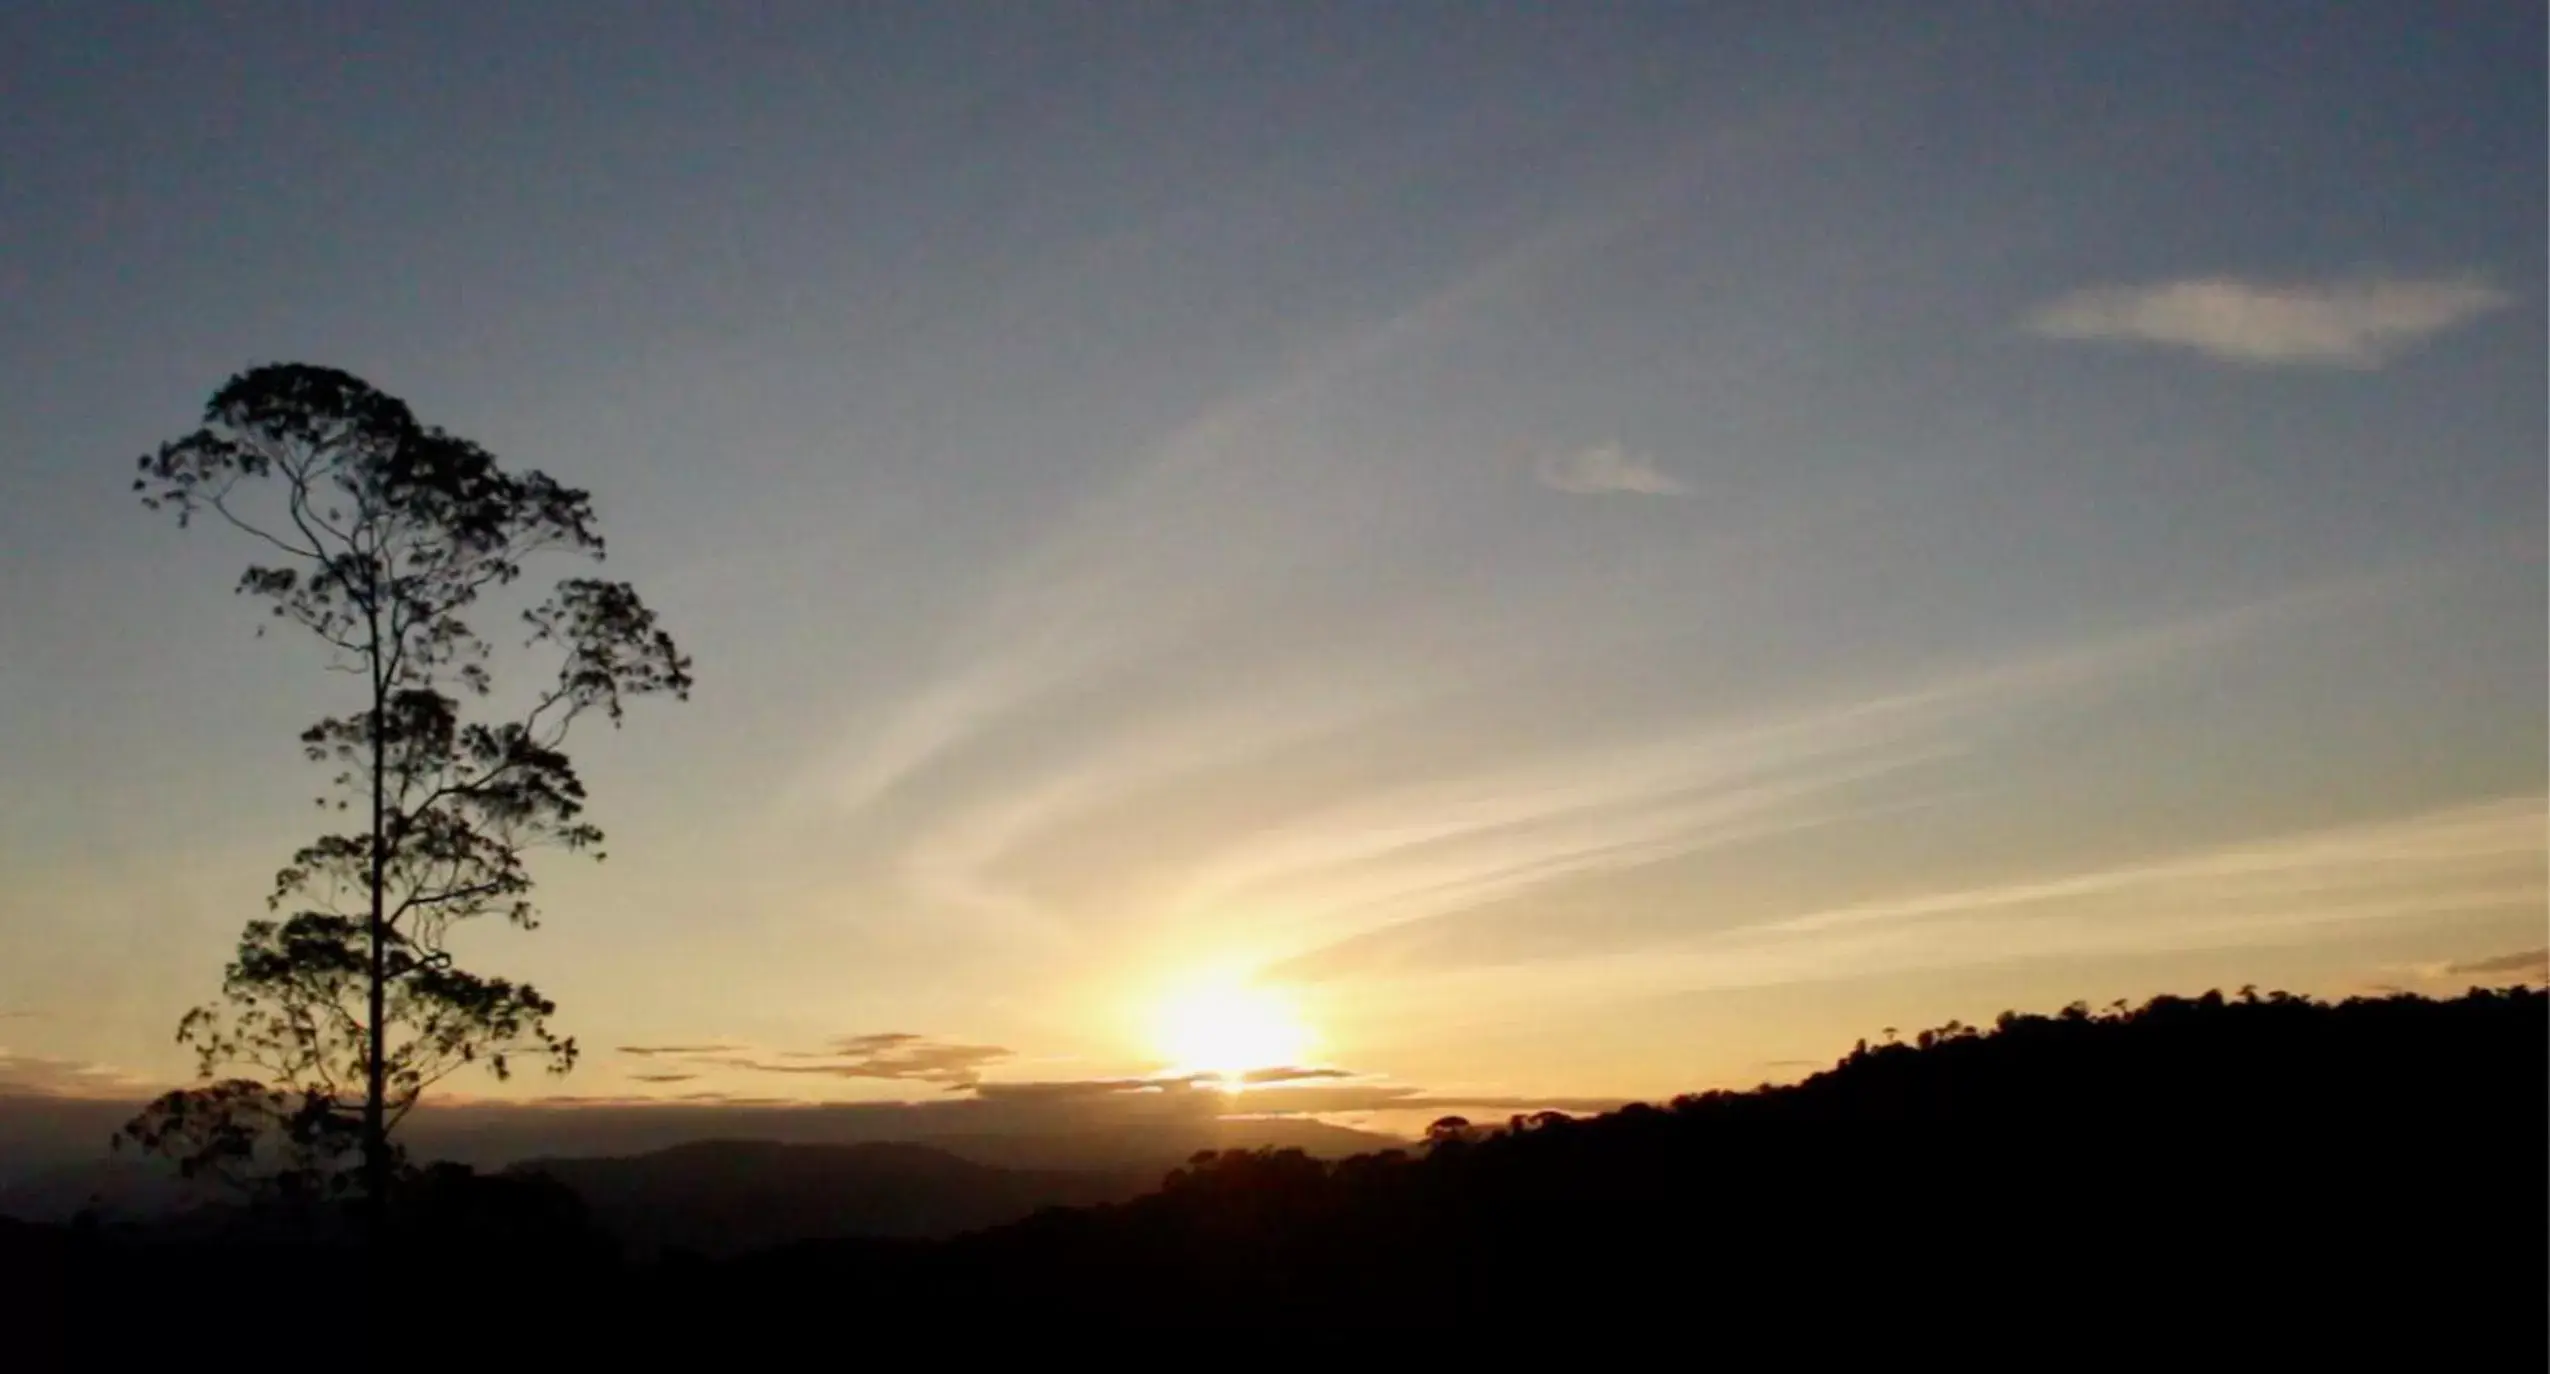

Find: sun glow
1153;977;1314;1086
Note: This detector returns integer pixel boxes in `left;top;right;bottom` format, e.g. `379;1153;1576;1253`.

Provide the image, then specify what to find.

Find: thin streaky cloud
881;559;2456;976
832;1032;926;1052
1223;576;2380;966
794;131;1842;831
1765;795;2548;938
888;659;1529;938
1220;1087;1633;1117
0;1051;156;1099
1534;442;1690;496
2434;948;2550;980
1262;781;1970;985
2349;948;2550;996
642;1034;1017;1089
1243;752;1950;977
2024;274;2511;367
803;207;1643;821
1406;795;2547;1007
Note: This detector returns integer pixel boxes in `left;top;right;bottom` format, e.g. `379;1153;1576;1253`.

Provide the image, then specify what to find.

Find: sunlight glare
1153;976;1314;1087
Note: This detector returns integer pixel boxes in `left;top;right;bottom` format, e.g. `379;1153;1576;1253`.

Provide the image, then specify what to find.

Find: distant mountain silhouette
911;1113;1397;1173
0;1091;1400;1223
509;1140;1151;1256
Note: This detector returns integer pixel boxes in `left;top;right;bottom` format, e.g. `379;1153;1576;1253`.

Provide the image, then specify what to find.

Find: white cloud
2024;274;2510;367
1534;443;1689;496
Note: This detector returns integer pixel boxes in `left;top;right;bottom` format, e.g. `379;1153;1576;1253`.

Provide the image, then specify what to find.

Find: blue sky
0;3;2540;1129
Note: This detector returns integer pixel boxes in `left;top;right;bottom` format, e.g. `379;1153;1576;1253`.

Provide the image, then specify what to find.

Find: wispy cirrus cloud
1402;794;2548;1005
1534;442;1689;496
2024;274;2511;367
838;564;2405;1003
1244;581;2363;979
798;208;1639;826
1763;795;2544;940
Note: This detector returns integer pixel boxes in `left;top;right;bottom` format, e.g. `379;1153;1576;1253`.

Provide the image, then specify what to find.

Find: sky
0;3;2542;1155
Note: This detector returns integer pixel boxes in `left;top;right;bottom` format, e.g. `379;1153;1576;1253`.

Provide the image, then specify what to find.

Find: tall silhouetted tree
128;364;691;1226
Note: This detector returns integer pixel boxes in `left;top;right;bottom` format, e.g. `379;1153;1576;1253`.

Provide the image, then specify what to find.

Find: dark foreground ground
5;987;2543;1356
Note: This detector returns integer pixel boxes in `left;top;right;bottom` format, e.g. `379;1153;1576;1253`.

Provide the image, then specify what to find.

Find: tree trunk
363;613;391;1239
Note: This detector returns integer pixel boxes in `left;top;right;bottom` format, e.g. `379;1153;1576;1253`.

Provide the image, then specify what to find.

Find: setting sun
1153;978;1314;1085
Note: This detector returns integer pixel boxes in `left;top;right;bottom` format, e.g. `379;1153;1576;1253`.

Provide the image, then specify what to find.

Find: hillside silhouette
710;986;2547;1346
6;986;2541;1355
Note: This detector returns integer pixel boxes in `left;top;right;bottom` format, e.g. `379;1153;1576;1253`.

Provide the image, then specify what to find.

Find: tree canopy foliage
121;364;690;1208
